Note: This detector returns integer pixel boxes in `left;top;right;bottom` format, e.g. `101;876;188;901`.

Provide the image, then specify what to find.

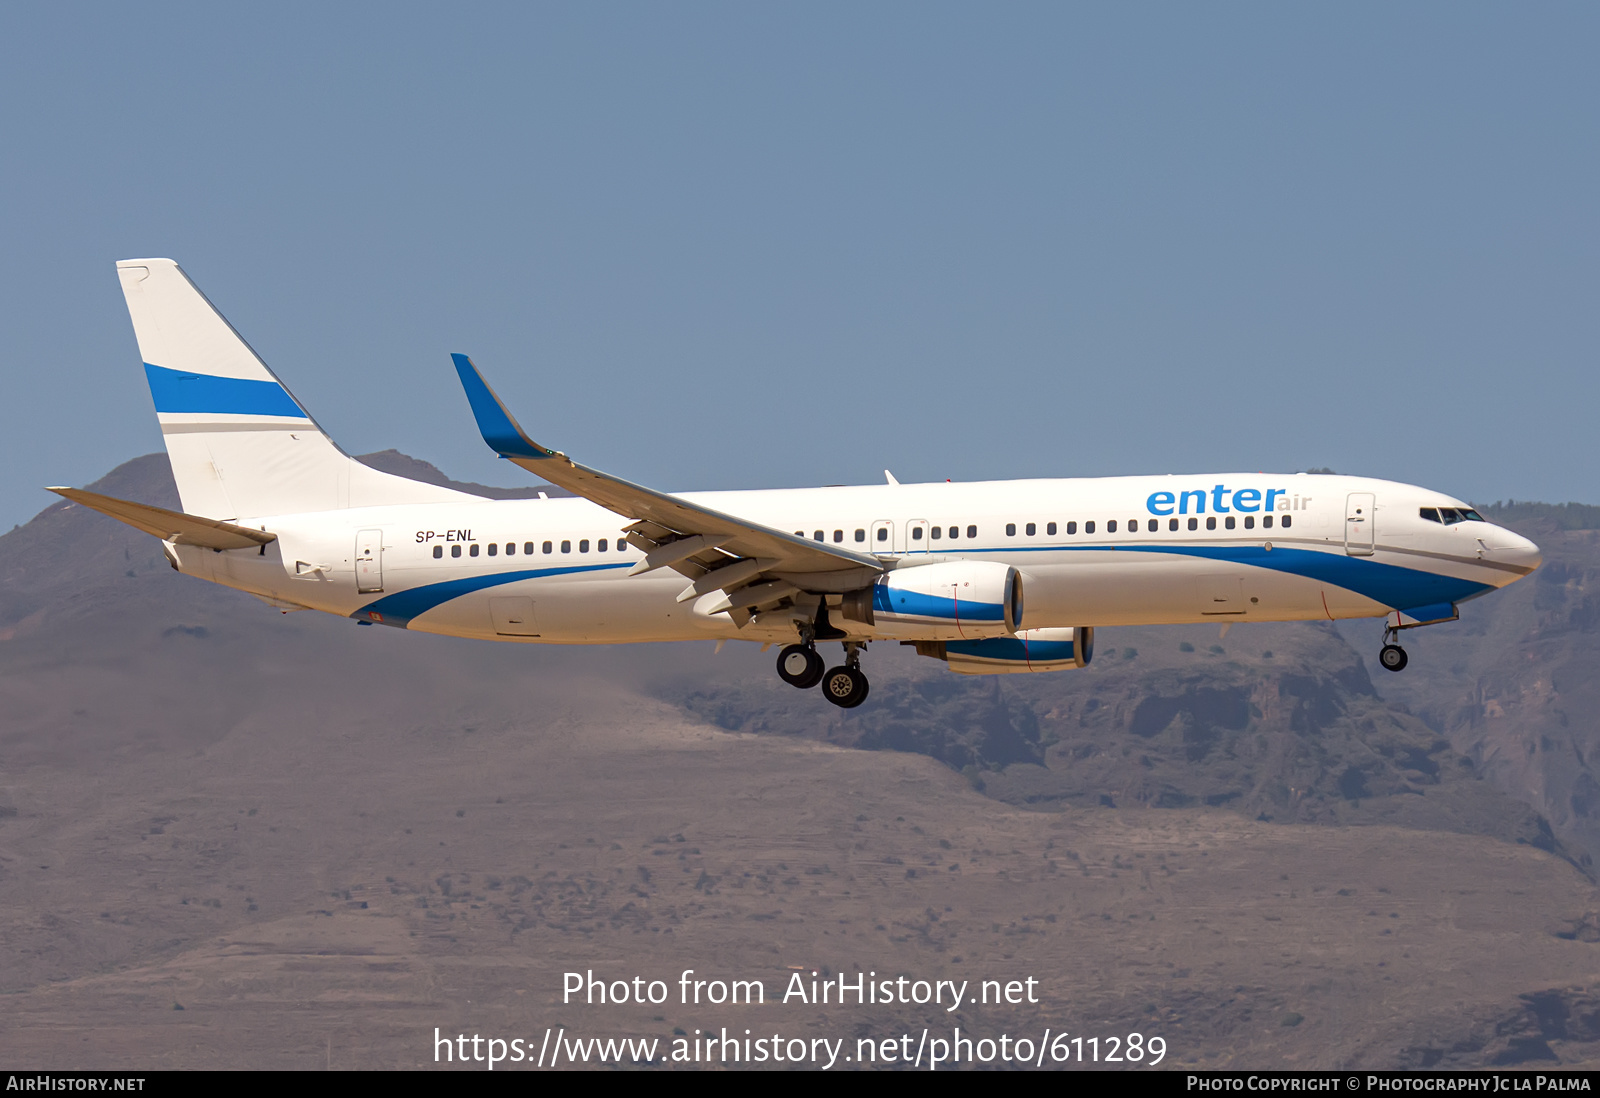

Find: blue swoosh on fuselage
949;541;1493;610
353;562;630;627
1115;544;1493;609
354;544;1489;631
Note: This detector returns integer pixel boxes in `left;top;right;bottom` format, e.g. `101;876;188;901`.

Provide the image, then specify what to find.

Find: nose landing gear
1378;624;1408;673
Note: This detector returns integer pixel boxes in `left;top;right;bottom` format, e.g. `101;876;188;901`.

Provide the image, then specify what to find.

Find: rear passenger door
355;529;383;593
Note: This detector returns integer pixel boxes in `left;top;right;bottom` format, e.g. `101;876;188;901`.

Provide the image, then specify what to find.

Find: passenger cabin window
561;540;571;553
814;531;824;542
505;542;516;555
542;541;553;554
487;543;498;556
855;529;866;542
1207;517;1217;531
1025;522;1036;536
877;528;888;542
1047;522;1057;535
967;525;977;538
1262;515;1273;529
598;538;608;551
1168;518;1178;531
1006;523;1016;536
524;542;535;555
949;526;958;539
833;530;843;543
912;526;923;540
1148;519;1159;532
1084;521;1095;534
470;544;480;557
433;545;443;558
1187;518;1198;531
1108;520;1118;533
579;539;589;553
1244;516;1255;530
1066;521;1077;535
452;544;462;558
1225;517;1236;530
1282;515;1292;528
930;526;942;540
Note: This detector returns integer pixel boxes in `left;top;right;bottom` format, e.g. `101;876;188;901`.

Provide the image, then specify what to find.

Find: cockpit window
1425;506;1484;525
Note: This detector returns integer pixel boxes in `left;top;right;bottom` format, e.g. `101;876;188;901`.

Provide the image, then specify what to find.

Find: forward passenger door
1345;494;1375;557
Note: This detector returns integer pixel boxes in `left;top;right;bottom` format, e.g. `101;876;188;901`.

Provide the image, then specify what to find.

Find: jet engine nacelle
847;560;1022;639
908;626;1095;675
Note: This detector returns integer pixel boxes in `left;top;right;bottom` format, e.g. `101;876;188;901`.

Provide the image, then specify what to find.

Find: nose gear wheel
1379;643;1408;672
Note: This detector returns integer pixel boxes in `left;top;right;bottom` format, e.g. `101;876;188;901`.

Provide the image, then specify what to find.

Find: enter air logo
1145;486;1310;516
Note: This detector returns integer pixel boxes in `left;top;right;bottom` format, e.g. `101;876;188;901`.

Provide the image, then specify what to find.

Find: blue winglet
450;353;549;460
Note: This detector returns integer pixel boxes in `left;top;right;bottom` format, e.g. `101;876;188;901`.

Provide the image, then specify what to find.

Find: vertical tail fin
117;259;473;518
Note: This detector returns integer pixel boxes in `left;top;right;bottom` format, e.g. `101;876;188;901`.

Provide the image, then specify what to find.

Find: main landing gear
1378;625;1408;673
776;643;825;688
776;636;870;708
822;642;870;709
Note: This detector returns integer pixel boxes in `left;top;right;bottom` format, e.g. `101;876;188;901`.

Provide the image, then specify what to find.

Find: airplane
50;259;1542;708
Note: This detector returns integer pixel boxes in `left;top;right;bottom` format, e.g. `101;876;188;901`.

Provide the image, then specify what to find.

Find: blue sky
2;3;1595;529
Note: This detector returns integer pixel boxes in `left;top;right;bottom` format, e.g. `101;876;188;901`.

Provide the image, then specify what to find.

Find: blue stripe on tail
144;363;305;417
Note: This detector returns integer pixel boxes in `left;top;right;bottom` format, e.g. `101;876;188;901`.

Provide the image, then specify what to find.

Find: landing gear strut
1378;625;1408;673
775;607;870;705
821;641;870;709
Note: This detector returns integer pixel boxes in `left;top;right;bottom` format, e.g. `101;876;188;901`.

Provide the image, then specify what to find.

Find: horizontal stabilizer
47;487;277;551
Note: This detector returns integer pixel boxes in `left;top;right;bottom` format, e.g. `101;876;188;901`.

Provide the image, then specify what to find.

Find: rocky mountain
3;454;1599;1069
1348;503;1600;870
676;619;1568;861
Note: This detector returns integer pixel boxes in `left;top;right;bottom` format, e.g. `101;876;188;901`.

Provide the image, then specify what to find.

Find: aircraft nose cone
1490;530;1541;572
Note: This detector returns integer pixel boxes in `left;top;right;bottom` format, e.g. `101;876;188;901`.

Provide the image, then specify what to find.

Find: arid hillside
1;456;1597;1069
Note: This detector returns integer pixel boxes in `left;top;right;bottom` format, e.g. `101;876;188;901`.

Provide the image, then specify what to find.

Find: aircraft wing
47;487;276;551
451;355;884;617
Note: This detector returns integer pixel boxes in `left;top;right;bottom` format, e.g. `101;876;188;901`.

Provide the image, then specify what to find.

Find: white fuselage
169;472;1540;645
